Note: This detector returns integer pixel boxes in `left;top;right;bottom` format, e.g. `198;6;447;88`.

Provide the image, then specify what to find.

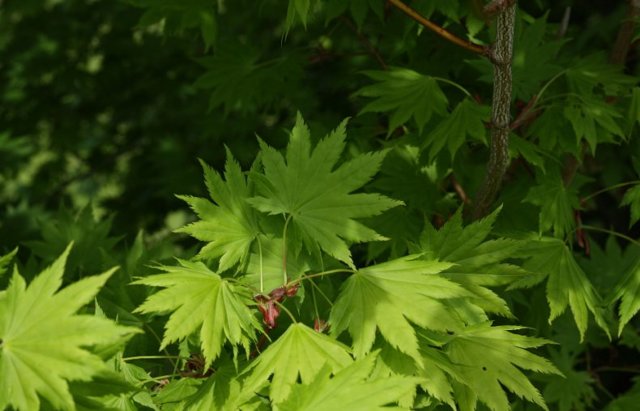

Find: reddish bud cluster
254;283;300;329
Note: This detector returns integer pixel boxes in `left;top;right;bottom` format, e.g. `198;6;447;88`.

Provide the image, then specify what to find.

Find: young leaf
240;323;352;404
446;323;561;411
177;153;260;272
516;237;610;340
0;245;138;411
330;256;469;363
247;114;402;268
277;351;418;411
133;259;262;367
357;68;448;134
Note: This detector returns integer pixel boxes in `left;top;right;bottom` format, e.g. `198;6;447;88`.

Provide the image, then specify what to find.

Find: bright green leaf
133;259;262;367
240;323;352;404
247;113;402;268
177;153;260;272
330;255;469;363
0;245;138;411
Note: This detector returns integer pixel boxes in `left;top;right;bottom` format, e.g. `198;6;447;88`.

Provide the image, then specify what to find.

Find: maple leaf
423;97;490;160
277;351;418;411
611;252;640;336
542;348;596;411
0;244;139;411
176;152;260;272
621;184;640;227
564;95;624;152
419;207;529;316
514;237;610;340
0;247;17;279
445;323;561;411
240;323;352;403
247;113;402;268
357;68;448;134
524;169;581;238
329;255;470;363
133;259;262;367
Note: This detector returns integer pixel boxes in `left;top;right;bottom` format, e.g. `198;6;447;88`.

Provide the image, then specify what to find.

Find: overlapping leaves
330;256;468;362
248;113;402;268
177;152;260;272
0;245;138;411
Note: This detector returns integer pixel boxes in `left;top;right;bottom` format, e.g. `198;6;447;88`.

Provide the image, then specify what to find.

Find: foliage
1;0;640;410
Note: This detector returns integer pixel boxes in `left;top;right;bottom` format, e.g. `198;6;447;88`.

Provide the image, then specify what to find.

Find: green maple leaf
277;351;418;411
516;237;610;340
247;113;402;268
542;348;596;411
621;184;640;227
357;68;448;134
0;247;17;279
612;252;640;336
133;259;262;367
177;153;260;272
329;256;470;363
524;169;580;238
423;98;490;160
565;53;636;97
564;95;624;152
446;323;561;411
0;245;139;411
419;207;529;316
240;323;352;403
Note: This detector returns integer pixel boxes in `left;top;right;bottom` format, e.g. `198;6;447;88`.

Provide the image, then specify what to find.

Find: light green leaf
518;237;610;340
247;113;402;268
357;68;448;134
0;247;17;279
0;244;138;411
133;259;262;367
276;351;417;411
330;255;469;363
446;323;561;411
424;98;490;160
621;184;640;227
177;152;260;272
240;323;352;404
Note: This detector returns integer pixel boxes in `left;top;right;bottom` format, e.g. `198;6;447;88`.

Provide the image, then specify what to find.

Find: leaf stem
578;225;640;248
282;215;292;285
257;235;264;293
290;268;355;285
123;355;183;361
581;181;640;204
274;300;297;324
431;76;472;97
387;0;489;57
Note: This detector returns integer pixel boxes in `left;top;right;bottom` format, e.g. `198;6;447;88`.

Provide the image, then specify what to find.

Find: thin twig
387;0;489;57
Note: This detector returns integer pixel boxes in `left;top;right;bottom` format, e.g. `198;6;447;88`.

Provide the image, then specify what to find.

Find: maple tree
1;0;640;410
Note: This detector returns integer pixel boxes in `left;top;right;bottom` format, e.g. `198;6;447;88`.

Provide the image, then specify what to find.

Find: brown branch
340;16;388;70
472;2;516;219
387;0;489;56
610;0;640;66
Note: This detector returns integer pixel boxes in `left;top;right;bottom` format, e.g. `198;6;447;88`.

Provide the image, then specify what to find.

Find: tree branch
387;0;489;56
472;2;516;219
610;0;640;66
